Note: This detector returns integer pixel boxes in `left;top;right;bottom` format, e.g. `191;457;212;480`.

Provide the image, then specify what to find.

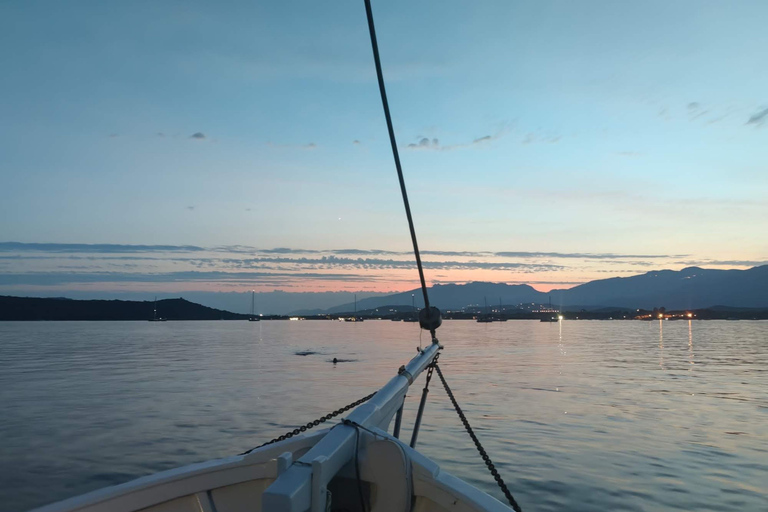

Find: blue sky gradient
1;0;766;294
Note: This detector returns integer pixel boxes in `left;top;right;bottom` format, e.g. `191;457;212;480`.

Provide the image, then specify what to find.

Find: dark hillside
0;296;248;321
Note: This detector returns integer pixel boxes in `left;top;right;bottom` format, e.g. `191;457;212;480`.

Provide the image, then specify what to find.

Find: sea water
1;320;767;511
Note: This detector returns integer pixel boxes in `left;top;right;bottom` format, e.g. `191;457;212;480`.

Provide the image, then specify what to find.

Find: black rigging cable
239;392;376;455
434;364;523;512
363;0;436;333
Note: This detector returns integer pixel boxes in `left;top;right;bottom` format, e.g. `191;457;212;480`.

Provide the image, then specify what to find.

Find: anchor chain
240;391;376;455
434;364;523;512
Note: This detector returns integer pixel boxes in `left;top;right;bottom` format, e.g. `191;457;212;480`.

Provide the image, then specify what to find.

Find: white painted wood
261;342;441;511
365;439;411;512
30;431;327;512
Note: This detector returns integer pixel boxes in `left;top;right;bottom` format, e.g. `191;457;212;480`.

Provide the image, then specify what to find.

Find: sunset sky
1;0;767;298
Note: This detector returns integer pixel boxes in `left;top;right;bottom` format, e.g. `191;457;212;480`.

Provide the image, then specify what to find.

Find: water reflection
659;319;664;369
688;320;695;369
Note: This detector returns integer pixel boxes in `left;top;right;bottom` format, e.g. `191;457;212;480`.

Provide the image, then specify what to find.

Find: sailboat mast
251;290;255;317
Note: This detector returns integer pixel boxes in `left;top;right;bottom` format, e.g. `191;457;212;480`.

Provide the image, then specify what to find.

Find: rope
434;364;523;512
363;0;432;319
239;392;376;455
342;419;370;512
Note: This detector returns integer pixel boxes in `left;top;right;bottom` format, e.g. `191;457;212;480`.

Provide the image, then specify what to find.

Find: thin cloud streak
216;255;564;272
746;107;768;126
5;242;761;295
0;242;207;253
0;242;681;260
0;271;375;287
675;259;768;267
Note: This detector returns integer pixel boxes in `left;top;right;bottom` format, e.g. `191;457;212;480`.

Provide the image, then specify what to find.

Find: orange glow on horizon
0;269;583;295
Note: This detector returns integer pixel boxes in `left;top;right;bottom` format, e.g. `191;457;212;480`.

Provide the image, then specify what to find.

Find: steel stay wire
363;0;433;331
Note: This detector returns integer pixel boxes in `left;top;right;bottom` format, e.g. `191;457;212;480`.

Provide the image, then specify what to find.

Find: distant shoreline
0;296;248;321
1;294;767;322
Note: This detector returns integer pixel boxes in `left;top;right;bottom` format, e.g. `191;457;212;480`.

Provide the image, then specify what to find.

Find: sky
1;0;767;300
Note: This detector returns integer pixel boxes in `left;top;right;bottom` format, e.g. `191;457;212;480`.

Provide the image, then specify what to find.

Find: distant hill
320;265;768;313
21;290;388;316
0;296;248;321
554;265;768;310
325;282;548;313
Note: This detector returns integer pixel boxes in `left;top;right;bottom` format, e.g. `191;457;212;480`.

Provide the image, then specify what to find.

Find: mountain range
4;265;767;316
316;265;768;314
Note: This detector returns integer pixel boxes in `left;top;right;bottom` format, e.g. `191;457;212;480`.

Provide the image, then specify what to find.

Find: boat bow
262;341;441;511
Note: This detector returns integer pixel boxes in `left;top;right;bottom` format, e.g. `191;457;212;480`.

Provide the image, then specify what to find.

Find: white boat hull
32;427;511;512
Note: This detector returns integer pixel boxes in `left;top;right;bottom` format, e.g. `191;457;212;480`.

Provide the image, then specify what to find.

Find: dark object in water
295;351;320;356
330;358;357;363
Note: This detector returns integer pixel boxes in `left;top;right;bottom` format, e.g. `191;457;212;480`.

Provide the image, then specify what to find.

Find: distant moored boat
248;291;260;321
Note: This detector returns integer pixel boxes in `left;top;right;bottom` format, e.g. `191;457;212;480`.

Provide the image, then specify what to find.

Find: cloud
405;130;506;152
0;271;373;287
690;110;710;121
11;242;761;295
422;250;491;257
674;259;768;267
747;107;768;126
217;255;565;272
0;242;206;253
353;140;361;145
684;102;711;121
190;132;206;139
706;114;728;125
332;248;402;255
304;143;317;149
407;137;440;150
186;206;195;211
258;247;322;254
616;151;640;157
493;251;680;260
0;243;685;261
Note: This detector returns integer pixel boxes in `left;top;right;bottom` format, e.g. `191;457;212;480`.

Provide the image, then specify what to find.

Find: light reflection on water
1;320;767;511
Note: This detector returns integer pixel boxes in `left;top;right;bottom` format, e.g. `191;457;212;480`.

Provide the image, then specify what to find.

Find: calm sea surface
1;320;767;511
